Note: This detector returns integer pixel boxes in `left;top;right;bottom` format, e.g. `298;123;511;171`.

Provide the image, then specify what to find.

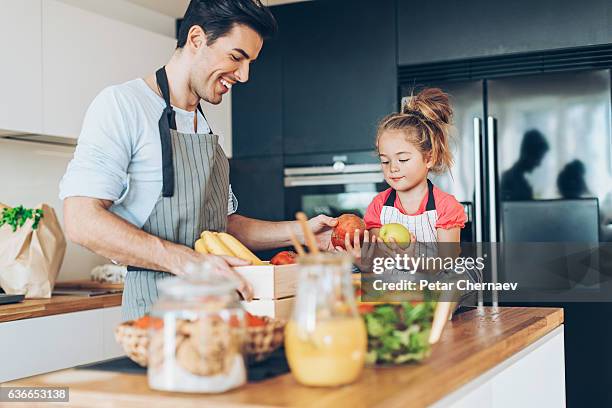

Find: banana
200;231;235;257
216;232;264;265
194;238;208;254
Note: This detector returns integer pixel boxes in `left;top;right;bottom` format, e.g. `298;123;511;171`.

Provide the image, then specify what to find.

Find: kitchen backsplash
0;138;107;281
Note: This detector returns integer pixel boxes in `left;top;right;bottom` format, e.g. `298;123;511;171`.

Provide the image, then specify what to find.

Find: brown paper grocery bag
0;204;66;298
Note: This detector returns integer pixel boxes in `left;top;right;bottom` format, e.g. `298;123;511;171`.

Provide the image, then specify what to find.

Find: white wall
203;93;233;157
0;139;107;281
57;0;176;37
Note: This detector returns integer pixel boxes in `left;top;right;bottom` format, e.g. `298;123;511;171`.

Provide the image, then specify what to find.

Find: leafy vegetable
359;300;436;365
0;206;44;232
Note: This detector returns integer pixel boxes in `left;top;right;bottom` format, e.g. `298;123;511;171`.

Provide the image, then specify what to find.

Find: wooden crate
241;297;294;320
234;263;298;300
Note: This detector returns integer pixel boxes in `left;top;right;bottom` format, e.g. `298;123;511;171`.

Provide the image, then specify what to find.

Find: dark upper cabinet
229;155;285;221
231;13;284;158
398;0;612;65
281;0;397;155
229;155;290;260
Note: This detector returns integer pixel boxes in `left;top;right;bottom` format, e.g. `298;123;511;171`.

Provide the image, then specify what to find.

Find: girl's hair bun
377;87;454;174
402;88;452;127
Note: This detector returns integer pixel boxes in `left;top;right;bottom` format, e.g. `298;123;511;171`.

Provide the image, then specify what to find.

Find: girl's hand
335;229;377;270
379;233;417;258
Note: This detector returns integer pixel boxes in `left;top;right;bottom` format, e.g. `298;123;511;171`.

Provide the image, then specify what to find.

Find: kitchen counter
0;293;122;323
2;307;564;408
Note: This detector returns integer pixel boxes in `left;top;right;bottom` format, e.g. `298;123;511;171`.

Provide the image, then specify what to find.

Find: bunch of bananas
194;231;264;265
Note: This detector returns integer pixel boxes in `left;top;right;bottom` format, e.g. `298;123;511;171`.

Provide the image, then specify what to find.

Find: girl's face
378;130;432;191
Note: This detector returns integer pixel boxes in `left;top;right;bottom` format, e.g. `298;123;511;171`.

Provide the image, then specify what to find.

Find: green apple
379;223;412;248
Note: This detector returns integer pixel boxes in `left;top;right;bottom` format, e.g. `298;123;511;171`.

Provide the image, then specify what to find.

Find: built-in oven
283;151;475;242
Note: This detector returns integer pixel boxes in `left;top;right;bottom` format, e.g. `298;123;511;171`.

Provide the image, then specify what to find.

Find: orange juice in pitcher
284;253;366;387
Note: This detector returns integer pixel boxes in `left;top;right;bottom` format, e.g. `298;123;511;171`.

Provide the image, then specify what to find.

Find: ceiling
125;0;309;18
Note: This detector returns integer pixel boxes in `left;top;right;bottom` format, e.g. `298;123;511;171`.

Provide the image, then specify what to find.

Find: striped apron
380;179;438;243
121;66;230;321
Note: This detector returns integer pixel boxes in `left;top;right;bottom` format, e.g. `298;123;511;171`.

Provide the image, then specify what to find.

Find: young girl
339;88;466;256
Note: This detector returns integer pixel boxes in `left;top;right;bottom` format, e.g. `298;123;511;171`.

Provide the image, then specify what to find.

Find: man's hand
210;254;254;302
307;214;338;251
171;249;254;301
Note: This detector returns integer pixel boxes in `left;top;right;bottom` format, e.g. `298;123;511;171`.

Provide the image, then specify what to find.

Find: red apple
270;250;298;265
331;214;366;249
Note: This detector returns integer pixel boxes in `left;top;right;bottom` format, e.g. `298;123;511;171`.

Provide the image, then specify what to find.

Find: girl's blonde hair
376;88;453;174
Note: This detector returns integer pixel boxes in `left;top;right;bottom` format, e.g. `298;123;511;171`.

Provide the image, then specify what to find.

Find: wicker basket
243;316;286;363
114;322;149;367
114;316;286;367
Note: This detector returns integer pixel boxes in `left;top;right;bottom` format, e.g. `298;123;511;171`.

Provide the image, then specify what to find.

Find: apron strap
156;66;176;197
196;103;214;135
384;189;397;207
425;179;436;211
383;179;437;211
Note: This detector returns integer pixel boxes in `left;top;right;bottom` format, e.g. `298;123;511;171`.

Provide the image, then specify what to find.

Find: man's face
189;24;263;105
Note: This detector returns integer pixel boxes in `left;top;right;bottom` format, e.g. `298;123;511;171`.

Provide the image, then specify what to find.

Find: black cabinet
281;0;397;155
398;0;612;65
229;155;285;221
230;7;286;158
232;0;397;157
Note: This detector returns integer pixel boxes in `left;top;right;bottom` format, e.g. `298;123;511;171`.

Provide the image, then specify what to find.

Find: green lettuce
361;300;435;365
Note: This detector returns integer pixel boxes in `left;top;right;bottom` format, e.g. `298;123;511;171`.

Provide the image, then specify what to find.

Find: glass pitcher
284;252;367;387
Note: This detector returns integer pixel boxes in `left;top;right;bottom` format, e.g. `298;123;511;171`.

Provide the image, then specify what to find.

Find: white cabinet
0;307;125;383
41;0;176;138
432;326;566;408
0;0;43;135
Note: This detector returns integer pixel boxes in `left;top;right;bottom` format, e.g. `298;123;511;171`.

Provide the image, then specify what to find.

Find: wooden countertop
0;293;122;323
2;307;563;408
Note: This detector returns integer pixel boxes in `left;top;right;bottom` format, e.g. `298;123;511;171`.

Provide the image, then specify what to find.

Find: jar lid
157;261;240;298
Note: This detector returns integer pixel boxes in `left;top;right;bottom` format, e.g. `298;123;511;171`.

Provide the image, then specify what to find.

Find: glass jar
284;253;367;387
147;262;247;393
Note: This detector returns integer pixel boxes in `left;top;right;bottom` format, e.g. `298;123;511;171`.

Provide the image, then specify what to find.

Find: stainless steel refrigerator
402;69;612;406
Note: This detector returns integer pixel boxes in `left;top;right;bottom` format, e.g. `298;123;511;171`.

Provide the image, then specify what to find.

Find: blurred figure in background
557;159;590;199
501;129;549;201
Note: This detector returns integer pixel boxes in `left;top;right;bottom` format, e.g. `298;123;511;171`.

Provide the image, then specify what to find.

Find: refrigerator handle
473;117;483;243
487;116;499;312
486;116;499;243
473;117;485;312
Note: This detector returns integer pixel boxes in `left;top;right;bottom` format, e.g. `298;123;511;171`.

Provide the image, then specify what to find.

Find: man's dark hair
177;0;277;48
520;129;549;159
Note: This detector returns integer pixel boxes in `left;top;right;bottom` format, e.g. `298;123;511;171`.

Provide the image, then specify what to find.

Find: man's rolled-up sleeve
227;184;239;215
59;87;132;202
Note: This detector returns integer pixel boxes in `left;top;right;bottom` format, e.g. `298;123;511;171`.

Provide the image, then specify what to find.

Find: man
500;129;549;201
59;0;337;320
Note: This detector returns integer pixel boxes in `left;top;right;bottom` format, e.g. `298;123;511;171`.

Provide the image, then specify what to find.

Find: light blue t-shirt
59;79;238;228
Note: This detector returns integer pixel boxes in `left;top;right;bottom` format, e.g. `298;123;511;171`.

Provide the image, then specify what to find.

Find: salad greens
0;206;44;232
362;300;436;365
